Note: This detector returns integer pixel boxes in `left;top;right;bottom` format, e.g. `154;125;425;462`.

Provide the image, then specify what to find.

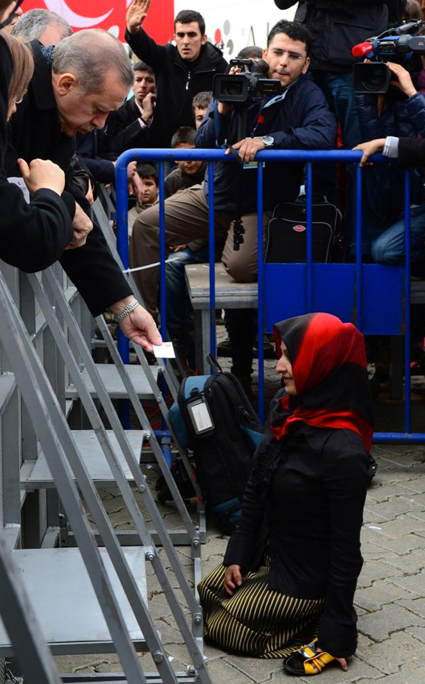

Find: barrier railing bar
404;169;412;434
257;161;265;421
208;161;216;364
355;164;363;330
306;163;313;311
159;162;167;335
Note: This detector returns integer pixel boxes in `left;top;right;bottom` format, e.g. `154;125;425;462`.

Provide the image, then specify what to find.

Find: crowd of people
0;0;424;675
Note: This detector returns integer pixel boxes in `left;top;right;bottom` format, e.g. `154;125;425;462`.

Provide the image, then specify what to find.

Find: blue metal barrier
115;148;423;443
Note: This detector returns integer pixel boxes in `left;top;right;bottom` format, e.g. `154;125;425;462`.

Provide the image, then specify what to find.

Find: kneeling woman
199;313;373;675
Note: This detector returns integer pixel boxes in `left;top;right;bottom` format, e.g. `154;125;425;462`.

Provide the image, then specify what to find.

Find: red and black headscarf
272;312;374;452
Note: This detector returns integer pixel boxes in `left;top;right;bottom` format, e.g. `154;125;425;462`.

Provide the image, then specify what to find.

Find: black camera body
353;21;425;94
212;58;281;105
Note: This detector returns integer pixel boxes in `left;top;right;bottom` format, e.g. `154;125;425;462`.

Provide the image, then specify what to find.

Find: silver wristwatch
111;299;139;323
262;135;274;148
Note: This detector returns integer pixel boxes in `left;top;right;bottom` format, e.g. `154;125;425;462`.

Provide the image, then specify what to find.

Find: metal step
21;430;150;489
0;547;147;657
65;364;162;400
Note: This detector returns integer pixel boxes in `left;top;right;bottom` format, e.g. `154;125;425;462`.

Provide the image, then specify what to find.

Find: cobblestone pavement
54;354;425;683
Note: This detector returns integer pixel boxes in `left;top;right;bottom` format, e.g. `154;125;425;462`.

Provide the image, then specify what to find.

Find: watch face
263;136;274;146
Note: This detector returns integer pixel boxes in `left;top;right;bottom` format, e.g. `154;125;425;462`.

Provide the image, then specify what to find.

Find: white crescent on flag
43;0;113;28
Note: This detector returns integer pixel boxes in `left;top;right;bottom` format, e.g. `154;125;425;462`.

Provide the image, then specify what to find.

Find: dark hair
171;126;197;148
133;60;154;75
403;0;422;21
174;10;205;36
137;163;159;185
192;91;212;110
236;46;263;60
267;20;312;56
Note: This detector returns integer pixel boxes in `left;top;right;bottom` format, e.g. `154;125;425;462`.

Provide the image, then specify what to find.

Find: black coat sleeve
125;28;168;73
0;36;74;272
398;137;425;166
59;217;132;317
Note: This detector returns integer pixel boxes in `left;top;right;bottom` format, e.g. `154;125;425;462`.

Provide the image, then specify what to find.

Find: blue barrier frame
115;148;424;444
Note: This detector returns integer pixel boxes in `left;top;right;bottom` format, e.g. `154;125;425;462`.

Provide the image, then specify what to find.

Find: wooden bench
185;263;258;373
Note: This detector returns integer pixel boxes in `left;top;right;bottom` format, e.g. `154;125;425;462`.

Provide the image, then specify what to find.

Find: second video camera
352;20;425;94
212;58;281;105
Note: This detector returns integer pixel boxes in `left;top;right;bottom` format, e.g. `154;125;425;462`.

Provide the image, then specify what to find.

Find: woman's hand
17;158;65;196
387;61;417;98
126;0;150;35
353;139;386;167
224;564;243;596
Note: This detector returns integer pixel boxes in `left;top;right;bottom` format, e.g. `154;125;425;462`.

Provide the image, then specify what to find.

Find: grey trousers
129;183;271;317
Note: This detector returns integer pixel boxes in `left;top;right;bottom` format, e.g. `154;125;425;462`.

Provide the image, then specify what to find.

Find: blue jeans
165;246;209;339
314;71;391;253
371;204;425;264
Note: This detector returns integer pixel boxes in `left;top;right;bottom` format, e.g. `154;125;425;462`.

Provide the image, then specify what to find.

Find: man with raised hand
125;0;227;148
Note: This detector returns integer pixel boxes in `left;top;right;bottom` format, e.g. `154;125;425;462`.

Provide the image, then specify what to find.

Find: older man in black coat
5;28;160;349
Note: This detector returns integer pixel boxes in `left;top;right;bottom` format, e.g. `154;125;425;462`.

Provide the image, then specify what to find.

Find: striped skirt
198;558;325;658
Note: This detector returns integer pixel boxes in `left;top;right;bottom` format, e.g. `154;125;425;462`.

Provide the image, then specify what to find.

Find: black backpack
168;367;263;534
265;194;343;264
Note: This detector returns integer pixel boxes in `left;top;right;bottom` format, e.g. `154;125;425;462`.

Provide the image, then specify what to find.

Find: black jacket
0;36;73;273
6;40;132;315
196;75;336;213
105;96;154;155
224;422;370;658
399;135;425;164
274;1;405;72
126;28;228;147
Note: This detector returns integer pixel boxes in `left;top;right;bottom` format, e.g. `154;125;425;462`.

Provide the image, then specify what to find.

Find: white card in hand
153;342;176;359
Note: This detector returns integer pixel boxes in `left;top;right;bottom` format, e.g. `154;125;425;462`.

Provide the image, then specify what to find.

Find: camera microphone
352;41;374;58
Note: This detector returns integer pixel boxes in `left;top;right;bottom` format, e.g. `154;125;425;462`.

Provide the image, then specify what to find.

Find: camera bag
167;366;263;534
265;194;343;264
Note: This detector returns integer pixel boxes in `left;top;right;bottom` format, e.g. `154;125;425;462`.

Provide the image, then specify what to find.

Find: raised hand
126;0;151;35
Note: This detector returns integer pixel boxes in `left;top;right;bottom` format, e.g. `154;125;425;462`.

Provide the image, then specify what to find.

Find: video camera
212;58;281;105
352;20;425;94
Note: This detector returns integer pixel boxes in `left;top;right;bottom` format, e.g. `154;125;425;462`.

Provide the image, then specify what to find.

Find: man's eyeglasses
271;49;307;61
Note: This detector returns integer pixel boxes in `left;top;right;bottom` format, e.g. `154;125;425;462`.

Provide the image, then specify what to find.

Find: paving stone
355;579;414;611
354;660;425;684
367;514;425;539
204;657;254;684
358;604;425;642
367;482;420;503
396;597;425;618
227;655;282;682
356;559;400;589
356;631;425;675
406;626;425;643
389;568;425;596
384;548;425;575
370;534;425;555
363;497;423;523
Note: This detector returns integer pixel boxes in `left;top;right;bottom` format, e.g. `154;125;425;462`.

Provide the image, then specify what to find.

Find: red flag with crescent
21;1;175;44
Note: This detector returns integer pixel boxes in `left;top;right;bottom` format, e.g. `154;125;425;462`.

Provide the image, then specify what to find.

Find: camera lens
222;80;244;96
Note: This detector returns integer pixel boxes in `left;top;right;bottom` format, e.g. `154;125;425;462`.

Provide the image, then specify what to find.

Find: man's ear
262;47;268;61
54;72;78;96
201;34;207;45
302;57;310;75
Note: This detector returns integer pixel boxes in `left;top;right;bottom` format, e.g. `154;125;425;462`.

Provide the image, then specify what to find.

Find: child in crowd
192;91;212;129
128;164;159;236
164;126;206;198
